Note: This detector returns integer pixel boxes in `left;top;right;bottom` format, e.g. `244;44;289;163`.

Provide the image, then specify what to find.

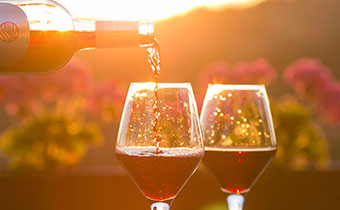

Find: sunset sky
57;0;264;20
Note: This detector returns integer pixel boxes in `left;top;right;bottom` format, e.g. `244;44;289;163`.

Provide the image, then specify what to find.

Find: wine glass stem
150;202;170;210
227;194;245;210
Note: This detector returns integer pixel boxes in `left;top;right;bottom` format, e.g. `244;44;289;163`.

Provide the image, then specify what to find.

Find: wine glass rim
207;84;266;90
130;82;192;88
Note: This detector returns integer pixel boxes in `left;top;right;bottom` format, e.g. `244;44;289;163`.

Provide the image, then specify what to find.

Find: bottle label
0;3;29;67
95;21;139;48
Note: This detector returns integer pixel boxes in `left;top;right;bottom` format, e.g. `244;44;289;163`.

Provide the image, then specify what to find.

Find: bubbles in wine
116;146;203;201
145;38;162;153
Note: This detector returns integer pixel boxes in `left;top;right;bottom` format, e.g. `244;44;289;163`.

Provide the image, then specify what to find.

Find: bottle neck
74;19;154;50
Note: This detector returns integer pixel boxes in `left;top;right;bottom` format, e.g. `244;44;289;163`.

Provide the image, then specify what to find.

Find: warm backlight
58;0;263;21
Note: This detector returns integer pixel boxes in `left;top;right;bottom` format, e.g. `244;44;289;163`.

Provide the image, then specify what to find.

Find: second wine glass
115;82;204;210
200;84;277;210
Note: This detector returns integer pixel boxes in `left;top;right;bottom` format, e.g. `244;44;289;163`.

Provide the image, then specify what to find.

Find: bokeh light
58;0;263;20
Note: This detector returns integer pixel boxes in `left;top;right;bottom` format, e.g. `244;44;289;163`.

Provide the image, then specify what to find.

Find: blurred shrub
0;59;123;173
198;58;331;170
271;96;328;170
0;115;100;173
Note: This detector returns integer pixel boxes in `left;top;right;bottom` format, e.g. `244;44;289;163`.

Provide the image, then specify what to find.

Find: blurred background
0;0;340;209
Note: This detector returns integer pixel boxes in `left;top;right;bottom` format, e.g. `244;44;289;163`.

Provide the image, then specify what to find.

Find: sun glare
58;0;262;21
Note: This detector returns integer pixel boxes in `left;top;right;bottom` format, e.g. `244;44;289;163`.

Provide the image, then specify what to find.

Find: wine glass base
227;194;245;210
150;202;170;210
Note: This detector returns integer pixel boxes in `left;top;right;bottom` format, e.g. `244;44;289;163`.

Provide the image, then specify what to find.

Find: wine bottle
0;0;154;74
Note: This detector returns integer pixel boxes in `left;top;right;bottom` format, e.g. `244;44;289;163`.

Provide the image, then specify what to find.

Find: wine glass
115;82;204;210
200;84;276;210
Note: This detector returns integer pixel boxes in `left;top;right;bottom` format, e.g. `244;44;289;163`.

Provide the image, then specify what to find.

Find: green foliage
0;114;101;173
0;60;124;173
271;95;329;170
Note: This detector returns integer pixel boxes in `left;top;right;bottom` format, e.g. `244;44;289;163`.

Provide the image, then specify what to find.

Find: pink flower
0;58;91;103
197;58;276;111
197;61;233;110
284;58;340;125
317;83;340;125
0;58;91;117
284;59;333;100
198;61;234;92
233;59;277;85
199;59;276;89
35;58;92;100
4;103;19;117
0;75;30;104
86;79;124;115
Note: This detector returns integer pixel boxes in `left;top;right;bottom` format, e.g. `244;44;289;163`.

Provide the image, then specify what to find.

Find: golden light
20;3;74;31
58;0;264;21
